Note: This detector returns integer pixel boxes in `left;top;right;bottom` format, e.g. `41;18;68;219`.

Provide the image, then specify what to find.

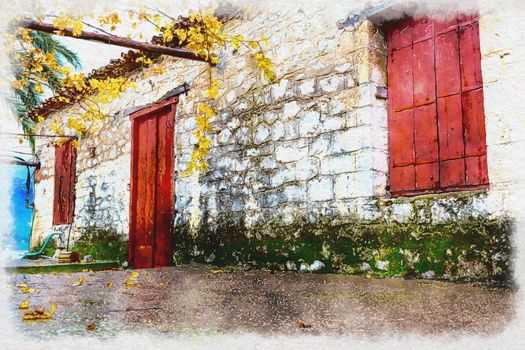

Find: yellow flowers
98;12;122;31
72;277;88;286
135;56;154;66
254;52;276;82
23;304;56;321
51;15;83;36
204;78;220;99
72;19;83;37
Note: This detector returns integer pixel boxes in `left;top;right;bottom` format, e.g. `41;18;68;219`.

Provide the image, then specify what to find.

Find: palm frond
30;31;82;70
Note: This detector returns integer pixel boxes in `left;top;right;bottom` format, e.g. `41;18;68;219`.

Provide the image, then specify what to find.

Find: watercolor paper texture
0;1;524;349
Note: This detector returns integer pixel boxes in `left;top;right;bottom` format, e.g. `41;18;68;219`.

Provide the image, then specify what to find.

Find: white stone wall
31;2;524;246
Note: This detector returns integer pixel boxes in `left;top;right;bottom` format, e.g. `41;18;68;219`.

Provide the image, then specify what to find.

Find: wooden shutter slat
436;30;461;97
391;165;415;193
460;24;483;91
462;88;487;157
438;94;464;160
434;18;458;35
412;17;433;43
416;162;439;190
440;158;466;187
388;21;413;50
391;109;415;167
413;39;435;106
390;46;414;111
415;104;439;163
466;155;489;185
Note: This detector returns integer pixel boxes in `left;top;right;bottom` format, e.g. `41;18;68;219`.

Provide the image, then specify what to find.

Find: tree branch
19;18;210;63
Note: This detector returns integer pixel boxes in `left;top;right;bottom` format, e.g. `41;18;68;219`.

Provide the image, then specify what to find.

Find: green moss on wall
173;212;513;283
71;226;128;262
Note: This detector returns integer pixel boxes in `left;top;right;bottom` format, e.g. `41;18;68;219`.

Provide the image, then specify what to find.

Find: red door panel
416;162;439;190
438;94;464;160
413;39;435;106
129;98;177;269
412;17;433;42
466;155;489;185
436;30;461;97
440;158;465;187
390;46;414;111
459;24;483;91
414;104;438;164
391;165;415;193
388;20;413;50
390;109;414;167
462;88;487;157
434;18;458;35
154;105;175;267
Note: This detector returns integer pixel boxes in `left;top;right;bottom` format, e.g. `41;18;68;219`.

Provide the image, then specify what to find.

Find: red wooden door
386;15;488;196
129;97;177;269
53;140;76;225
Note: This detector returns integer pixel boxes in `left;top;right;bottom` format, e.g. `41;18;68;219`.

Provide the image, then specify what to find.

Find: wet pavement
8;266;516;337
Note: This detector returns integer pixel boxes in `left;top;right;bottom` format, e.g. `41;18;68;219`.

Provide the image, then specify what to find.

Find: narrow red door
129;97;176;269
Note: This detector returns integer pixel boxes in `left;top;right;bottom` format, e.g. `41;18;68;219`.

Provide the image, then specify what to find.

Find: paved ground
8;266;516;337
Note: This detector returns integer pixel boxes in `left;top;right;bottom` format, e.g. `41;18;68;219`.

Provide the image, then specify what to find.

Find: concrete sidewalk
9;266;516;337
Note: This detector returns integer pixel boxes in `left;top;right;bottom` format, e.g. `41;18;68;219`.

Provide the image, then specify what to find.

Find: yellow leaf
19;300;30;309
72;277;88;286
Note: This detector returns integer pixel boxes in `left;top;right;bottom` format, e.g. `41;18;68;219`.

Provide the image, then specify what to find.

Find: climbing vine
9;6;275;173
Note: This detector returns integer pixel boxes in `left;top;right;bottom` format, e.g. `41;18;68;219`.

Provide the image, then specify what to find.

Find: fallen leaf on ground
295;320;312;329
17;283;37;294
210;269;225;273
23;304;56;321
366;274;372;279
125;271;139;288
106;281;113;288
19;300;30;309
86;322;97;331
72;278;88;286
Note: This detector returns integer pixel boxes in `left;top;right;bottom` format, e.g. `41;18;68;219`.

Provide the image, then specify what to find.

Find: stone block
320;154;355;175
299;111;321;137
307;177;333;201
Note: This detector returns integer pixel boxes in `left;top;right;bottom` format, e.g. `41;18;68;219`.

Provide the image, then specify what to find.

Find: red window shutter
387;15;488;196
53;140;77;225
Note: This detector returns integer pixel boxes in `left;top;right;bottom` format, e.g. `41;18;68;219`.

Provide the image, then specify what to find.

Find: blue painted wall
11;166;33;251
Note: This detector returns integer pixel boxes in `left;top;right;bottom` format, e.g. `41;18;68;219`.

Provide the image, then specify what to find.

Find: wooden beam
19;18;209;63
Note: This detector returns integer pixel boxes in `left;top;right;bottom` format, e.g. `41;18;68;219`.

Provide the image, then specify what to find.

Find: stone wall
31;2;523;281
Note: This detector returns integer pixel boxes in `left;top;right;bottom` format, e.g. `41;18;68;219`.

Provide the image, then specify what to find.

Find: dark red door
53;139;76;225
129;97;177;269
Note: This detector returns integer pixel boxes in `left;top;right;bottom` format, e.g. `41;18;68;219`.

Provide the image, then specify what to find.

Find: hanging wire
0;132;77;138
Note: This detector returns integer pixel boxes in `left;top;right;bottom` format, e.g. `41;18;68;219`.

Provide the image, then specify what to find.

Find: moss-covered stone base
173;213;513;283
70;226;128;262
